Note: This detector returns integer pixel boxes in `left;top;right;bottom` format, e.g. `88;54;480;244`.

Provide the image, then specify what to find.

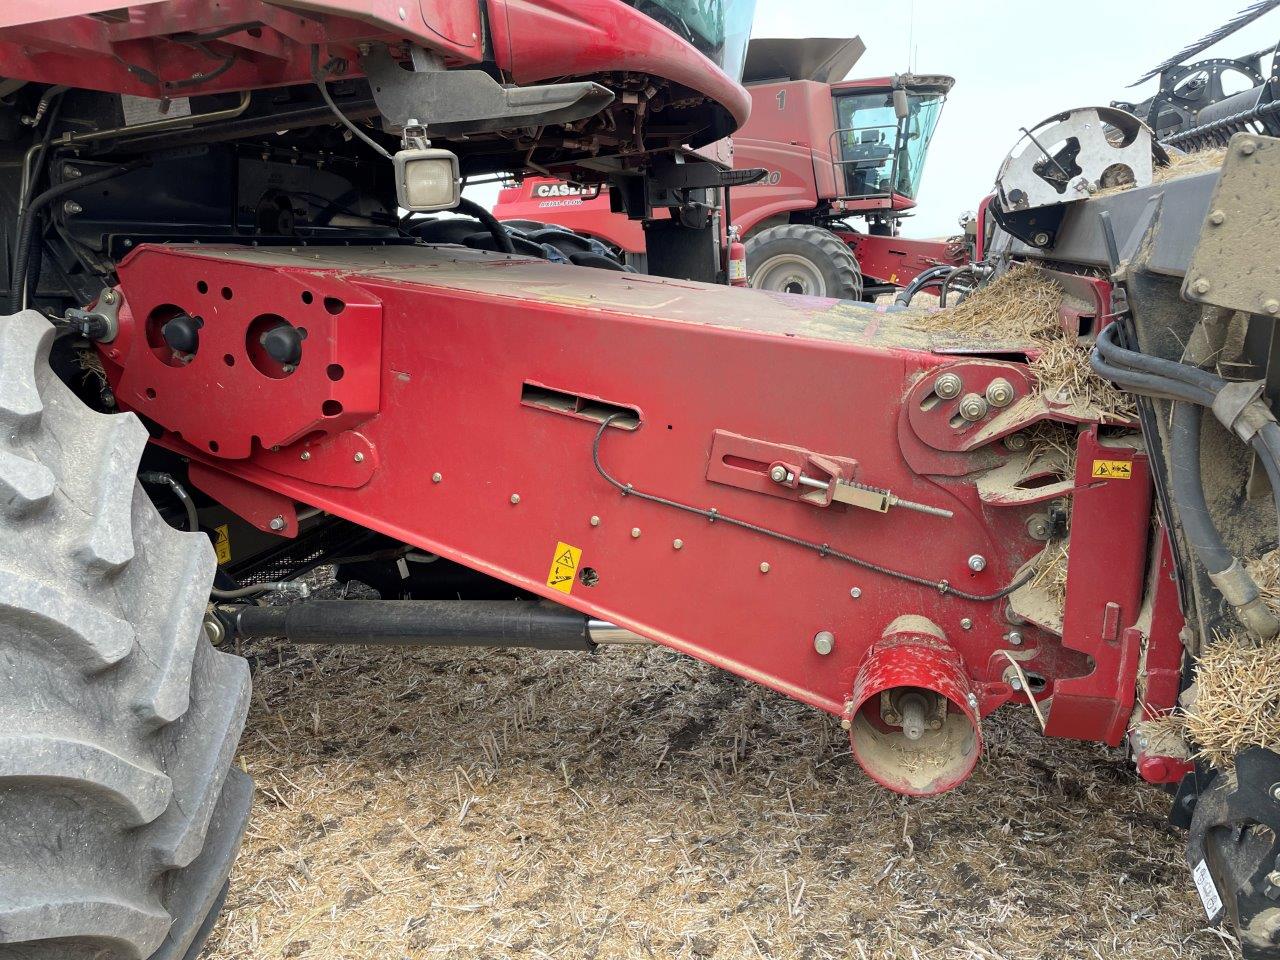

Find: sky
469;1;1278;239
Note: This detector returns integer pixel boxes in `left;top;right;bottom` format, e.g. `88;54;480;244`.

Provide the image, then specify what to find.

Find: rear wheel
746;224;863;300
0;311;251;960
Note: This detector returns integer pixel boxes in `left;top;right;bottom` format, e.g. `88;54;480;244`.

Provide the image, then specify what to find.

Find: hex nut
1266;299;1280;316
769;464;788;483
590;515;600;526
968;554;987;572
269;515;285;531
958;393;988;421
631;527;641;538
760;562;770;574
1208;209;1226;225
813;631;835;656
934;372;963;400
510;494;521;504
353;451;365;463
1004;433;1029;452
673;539;683;550
431;472;442;483
960;617;973;630
850;587;862;598
1192;278;1211;295
985;378;1014;407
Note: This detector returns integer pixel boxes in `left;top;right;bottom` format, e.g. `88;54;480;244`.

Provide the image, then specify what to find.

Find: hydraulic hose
894;265;953;307
10;160;145;312
455;197;515;254
139;471;199;533
1169;403;1232;575
1095;323;1224;396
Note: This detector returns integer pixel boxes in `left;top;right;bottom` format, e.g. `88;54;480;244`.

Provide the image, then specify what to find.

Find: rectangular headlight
394;147;460;211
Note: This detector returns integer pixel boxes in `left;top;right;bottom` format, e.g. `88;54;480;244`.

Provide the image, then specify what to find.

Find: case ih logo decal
533;182;601;199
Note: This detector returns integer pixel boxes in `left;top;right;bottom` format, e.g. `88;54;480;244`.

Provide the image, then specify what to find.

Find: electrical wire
309;45;393;160
590;414;1034;603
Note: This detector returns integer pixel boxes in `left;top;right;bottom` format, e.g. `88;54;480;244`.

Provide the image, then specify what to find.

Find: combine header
1;2;1280;958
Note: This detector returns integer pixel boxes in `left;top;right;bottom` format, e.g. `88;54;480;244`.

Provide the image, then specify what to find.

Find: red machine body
0;0;749;126
99;242;1182;786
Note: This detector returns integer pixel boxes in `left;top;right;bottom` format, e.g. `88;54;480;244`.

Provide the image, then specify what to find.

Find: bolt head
590;515;601;526
813;631;835;656
1004;433;1029;452
840;717;852;731
300;450;311;461
397;5;407;19
1032;231;1051;247
1192;278;1211;295
673;538;683;550
850;587;862;598
958;393;989;422
1270;782;1280;803
510;493;521;504
934;372;963;400
960;617;973;630
432;472;442;483
101;289;117;304
1008;630;1023;646
1010;677;1023;692
968;554;987;572
269;515;285;531
1241;140;1258;156
631;527;641;538
1266;299;1280;316
769;464;788;483
759;562;770;573
353;451;365;463
985;378;1015;408
1209;209;1226;226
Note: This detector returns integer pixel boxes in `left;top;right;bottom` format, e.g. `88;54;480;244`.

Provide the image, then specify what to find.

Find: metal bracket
1184;133;1280;316
361;46;614;136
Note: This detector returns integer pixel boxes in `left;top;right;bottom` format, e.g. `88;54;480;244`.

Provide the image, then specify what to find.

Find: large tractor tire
745;224;863;300
0;311;251;960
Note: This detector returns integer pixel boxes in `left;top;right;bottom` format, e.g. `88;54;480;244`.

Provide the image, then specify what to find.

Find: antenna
907;0;916;71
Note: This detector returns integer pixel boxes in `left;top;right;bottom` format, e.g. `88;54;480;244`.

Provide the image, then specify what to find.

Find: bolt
300;450;311;461
673;538;684;550
1241;139;1258;156
967;693;979;711
1026;515;1051;540
958;393;989;422
850;587;862;598
960;617;973;630
813;631;835;656
432;472;442;483
968;554;987;572
1266;299;1280;316
353;451;365;463
760;562;771;574
63;164;82;179
1004;432;1029;452
631;527;641;538
590;515;600;526
1270;782;1280;803
934;372;963;400
1032;231;1051;247
769;464;788;483
63;200;83;215
985;378;1015;408
1010;677;1023;692
203;617;225;644
101;289;117;304
510;493;521;504
1209;209;1226;226
397;5;407;19
1008;630;1023;646
269;515;285;531
1192;277;1211;295
840;717;852;730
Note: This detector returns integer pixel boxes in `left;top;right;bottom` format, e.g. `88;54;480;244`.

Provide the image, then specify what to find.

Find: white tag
120;94;191;127
396;557;410;580
1192;859;1224;920
729;260;747;281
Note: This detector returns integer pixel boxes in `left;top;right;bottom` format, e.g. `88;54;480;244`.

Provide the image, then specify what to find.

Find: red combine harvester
493;36;968;298
1;2;1280;958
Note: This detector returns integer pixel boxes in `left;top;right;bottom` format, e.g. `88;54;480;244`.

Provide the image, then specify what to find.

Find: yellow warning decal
1091;459;1133;480
213;524;232;565
546;541;581;594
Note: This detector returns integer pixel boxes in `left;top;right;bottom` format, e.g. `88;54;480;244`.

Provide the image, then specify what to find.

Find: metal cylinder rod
233;600;594;650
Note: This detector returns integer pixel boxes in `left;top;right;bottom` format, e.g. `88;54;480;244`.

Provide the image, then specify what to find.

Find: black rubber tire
0;311;252;960
745;223;863;300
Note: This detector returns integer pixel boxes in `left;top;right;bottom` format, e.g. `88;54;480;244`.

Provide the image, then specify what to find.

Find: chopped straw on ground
912;265;1136;421
198;570;1225;960
1177;550;1280;770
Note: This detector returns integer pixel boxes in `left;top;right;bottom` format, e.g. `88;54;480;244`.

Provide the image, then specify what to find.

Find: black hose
1089;346;1217;405
139;471;199;533
1169;403;1233;574
455;197;514;254
10;160;145;312
894;264;953;307
1095;323;1225;396
1256;423;1280;551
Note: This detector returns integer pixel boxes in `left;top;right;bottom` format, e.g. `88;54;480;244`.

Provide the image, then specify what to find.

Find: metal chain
591;415;1035;603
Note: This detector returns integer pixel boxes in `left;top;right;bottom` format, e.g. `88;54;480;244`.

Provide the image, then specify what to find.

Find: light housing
394;147;460;212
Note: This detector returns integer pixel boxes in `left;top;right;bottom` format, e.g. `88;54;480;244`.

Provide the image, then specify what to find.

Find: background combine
492;36;968;299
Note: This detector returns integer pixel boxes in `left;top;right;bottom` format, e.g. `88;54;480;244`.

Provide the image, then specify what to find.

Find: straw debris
914;265;1137;421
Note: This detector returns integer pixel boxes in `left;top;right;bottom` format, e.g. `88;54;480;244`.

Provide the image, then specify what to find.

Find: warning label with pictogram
213;524;232;564
1090;459;1133;480
545;541;582;594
